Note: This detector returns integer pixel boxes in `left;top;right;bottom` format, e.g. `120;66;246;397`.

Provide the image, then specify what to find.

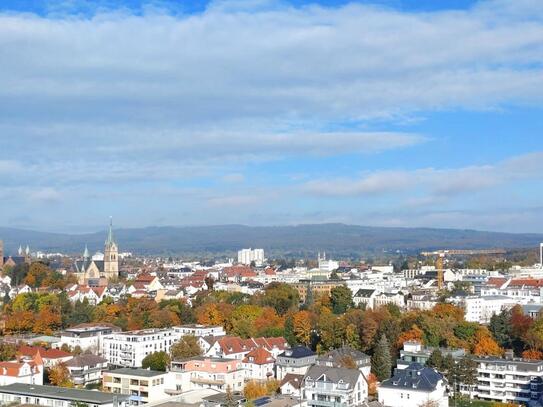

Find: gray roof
304;365;362;389
279;346;316;359
66;354;107;368
75;259;104;273
380;363;444;391
317;346;370;366
105;367;168;377
354;289;376;298
0;383;128;404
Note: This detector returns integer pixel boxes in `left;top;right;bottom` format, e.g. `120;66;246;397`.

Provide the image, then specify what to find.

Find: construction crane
436;253;444;290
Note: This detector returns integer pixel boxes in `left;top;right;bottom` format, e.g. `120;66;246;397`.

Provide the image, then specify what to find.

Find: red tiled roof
243;347;274;365
509;279;543;288
136;274;156;283
487;277;507;288
18;345;71;360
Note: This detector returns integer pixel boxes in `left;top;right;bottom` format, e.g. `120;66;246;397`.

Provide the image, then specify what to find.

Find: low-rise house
276;346;316;380
0;383;128;407
397;341;466;370
378;363;448;407
316;346;371;377
303;365;368;407
17;346;72;368
0;352;43;386
279;373;304;397
353;289;378;309
242;347;275;381
65;354;108;387
103;367;172;405
170;356;247;393
205;336;288;360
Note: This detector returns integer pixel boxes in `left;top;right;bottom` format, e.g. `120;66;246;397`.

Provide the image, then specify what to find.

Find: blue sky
1;0;543;233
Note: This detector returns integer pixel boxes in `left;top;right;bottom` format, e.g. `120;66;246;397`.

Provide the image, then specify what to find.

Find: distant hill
1;224;542;258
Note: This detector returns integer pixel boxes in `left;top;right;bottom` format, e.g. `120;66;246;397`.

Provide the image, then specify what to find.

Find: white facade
238;249;265;266
102;328;177;368
173;325;226;338
462;295;515;323
379;385;448;407
103;368;173;405
303;366;368;407
60;325;119;354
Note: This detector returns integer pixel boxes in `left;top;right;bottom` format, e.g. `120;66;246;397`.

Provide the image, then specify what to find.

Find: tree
142;351;170;372
283;315;297;346
260;283;300;316
427;349;443;370
170;335;203;359
456;356;477;398
472;329;503;356
48;363;73;387
397;325;424;347
0;343;17;362
489;310;513;348
522;349;543;360
330;286;353;314
329;270;341;281
225;386;237;407
244;380;268;400
371;334;392;381
196;303;225;326
292;311;312;346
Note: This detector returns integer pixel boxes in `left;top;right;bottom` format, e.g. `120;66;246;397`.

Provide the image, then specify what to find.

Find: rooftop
105;367;168;377
0;383;128;404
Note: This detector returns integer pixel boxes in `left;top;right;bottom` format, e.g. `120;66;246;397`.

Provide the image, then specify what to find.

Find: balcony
191;377;225;385
308;401;348;407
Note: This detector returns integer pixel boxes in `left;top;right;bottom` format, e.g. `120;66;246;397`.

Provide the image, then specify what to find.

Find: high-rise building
237;248;265;265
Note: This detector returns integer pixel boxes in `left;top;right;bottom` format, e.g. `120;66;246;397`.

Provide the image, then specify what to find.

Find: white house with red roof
17;346;72;368
242;347;275;380
0;352;43;386
205;336;288;360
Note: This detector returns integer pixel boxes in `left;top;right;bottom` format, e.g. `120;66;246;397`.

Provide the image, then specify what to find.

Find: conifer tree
371;334;392;381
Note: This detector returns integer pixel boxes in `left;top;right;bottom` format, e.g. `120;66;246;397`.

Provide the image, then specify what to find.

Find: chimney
505;349;514;360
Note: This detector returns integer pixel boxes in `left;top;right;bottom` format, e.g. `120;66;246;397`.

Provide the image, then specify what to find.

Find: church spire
105;217;115;246
83;244;90;259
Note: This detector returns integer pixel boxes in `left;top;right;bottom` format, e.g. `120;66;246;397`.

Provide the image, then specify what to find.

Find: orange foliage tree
292;310;313;345
473;329;504;356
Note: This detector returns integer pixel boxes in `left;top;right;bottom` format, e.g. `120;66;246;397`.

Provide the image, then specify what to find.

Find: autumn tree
292;310;312;346
244;380;268;400
0;343;16;362
170;335;203;359
371;334;392;381
397;325;424;348
522;349;543;360
259;283;300;316
196;303;225;326
472;329;504;357
48;363;73;387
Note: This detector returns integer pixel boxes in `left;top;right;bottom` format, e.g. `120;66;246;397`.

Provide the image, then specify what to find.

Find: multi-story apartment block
59;323;121;354
173;324;226;338
461;295;515;323
303;365;368;407
0;383;128;407
102;368;172;405
170;356;248;393
469;356;543;404
238;249;265;266
102;328;177;368
276;346;317;380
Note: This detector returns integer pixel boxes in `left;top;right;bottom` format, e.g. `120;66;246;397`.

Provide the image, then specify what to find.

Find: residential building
238;249;265;266
378;363;448;407
170;356;248;393
17;346;72;368
303;365;368;407
397;341;465;369
205;336;288;360
461;295;515;323
242;347;275;381
65;354;108;387
292;279;345;303
103;368;172;405
59;323;121;354
173;324;226;338
0;383;128;407
102;328;177;367
316;346;371;377
276;346;317;380
352;289;378;309
0;352;43;386
468;355;543;404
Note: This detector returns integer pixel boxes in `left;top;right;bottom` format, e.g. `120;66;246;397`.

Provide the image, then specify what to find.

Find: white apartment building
237;249;265;266
303;365;368;407
102;328;177;368
469;356;543;404
461;295;515;323
60;324;120;354
103;368;173;405
0;383;128;407
173;324;226;338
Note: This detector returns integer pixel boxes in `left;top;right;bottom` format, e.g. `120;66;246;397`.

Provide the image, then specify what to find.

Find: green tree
0;343;17;362
283;315;297;346
489;309;513;348
329;270;341;281
330;286;353;314
427;349;443;370
371;334;392;381
170;335;203;359
142;351;170;372
259;283;300;316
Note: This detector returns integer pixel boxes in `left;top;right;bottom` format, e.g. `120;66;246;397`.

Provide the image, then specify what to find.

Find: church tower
103;218;119;280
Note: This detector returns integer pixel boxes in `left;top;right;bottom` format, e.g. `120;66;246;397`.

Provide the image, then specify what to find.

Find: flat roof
105;367;168;377
0;383;128;404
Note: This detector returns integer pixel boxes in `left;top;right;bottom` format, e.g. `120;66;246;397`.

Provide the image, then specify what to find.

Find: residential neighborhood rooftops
0;383;129;404
380;363;444;392
279;346;315;359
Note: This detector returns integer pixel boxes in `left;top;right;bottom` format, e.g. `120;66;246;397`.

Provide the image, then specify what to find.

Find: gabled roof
304;365;361;389
66;354;107;368
280;374;304;390
18;345;71;360
380;362;445;391
243;347;274;365
317;346;370;366
354;289;376;298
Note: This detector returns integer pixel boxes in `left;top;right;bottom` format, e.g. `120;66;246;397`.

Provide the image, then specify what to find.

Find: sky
1;0;543;234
